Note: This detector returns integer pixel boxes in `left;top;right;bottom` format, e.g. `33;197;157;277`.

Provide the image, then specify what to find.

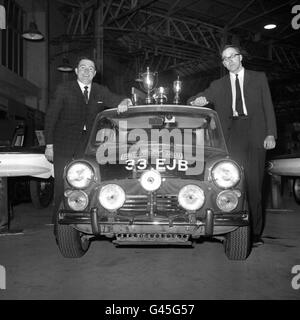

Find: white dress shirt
77;81;91;100
229;68;248;116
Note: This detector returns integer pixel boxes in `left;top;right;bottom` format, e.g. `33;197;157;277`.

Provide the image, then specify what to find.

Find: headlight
66;190;88;211
99;184;126;211
216;190;239;212
66;162;94;189
211;161;240;189
140;169;162;192
178;184;205;211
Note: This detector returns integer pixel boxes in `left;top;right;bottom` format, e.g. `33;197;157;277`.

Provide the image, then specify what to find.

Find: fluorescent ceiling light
264;24;277;30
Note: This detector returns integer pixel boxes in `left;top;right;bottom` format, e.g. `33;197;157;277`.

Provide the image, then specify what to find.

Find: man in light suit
188;45;277;246
45;57;130;219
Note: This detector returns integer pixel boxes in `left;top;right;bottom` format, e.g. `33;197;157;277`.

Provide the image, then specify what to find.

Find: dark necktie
83;86;89;104
235;74;244;116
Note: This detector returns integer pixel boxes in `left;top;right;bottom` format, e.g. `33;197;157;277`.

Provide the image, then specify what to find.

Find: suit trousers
52;154;71;223
227;117;266;236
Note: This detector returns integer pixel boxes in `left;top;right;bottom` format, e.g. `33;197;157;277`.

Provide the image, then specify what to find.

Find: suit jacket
45;80;125;157
188;70;277;148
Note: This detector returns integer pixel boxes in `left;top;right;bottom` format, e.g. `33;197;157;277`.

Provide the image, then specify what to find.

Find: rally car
55;104;251;260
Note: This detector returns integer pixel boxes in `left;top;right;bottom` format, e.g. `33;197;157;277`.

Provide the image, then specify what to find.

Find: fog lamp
178;184;205;211
140;169;162;192
99;184;126;211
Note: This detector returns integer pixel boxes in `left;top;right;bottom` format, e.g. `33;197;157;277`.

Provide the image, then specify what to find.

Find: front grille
118;194;184;216
120;195;148;213
156;194;179;213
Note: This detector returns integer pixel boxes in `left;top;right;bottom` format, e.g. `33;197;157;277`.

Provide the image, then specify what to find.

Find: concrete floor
0;192;300;300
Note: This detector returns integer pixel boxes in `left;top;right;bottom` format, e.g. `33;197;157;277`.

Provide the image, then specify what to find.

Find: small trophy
173;76;182;104
153;86;168;104
140;67;157;104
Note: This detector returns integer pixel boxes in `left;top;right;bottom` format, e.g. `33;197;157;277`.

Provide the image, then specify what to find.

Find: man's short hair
75;56;96;69
220;44;242;57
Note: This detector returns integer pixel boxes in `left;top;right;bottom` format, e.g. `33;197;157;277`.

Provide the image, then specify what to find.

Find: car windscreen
86;111;227;154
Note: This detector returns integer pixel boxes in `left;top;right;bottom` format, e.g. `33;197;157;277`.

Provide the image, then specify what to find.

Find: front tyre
224;226;251;260
55;203;90;258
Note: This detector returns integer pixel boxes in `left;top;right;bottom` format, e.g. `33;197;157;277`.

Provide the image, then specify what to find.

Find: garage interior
0;0;300;300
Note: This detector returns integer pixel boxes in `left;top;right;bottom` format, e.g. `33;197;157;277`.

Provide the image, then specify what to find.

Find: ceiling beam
57;0;81;7
166;0;181;15
225;0;256;28
106;0;159;25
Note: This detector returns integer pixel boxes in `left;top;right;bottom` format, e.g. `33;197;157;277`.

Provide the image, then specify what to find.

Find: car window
96;128;116;143
88;111;226;153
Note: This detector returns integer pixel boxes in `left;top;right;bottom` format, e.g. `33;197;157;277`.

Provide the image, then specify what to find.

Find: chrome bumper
58;207;249;237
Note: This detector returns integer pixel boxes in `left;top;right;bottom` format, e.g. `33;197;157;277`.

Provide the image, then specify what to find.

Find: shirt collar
77;80;92;92
230;67;244;79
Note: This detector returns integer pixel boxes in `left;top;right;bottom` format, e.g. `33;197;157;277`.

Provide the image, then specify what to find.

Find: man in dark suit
44;57;130;218
188;45;277;246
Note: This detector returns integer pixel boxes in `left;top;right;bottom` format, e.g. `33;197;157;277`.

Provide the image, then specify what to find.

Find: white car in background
0;119;53;208
267;153;300;207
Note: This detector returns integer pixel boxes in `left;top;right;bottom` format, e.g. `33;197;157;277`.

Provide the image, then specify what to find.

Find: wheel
29;178;54;209
224;226;251;260
8;177;28;205
293;178;300;204
54;203;90;258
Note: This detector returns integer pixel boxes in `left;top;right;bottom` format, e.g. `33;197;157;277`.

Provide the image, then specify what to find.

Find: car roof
99;105;217;118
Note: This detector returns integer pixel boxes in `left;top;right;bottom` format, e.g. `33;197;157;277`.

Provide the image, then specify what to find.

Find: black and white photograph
0;0;300;304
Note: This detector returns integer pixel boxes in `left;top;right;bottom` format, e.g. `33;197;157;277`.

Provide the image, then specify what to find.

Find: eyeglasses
222;53;240;63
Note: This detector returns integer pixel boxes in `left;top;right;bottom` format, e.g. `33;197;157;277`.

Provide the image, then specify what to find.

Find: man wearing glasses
45;57;131;222
188;45;277;247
